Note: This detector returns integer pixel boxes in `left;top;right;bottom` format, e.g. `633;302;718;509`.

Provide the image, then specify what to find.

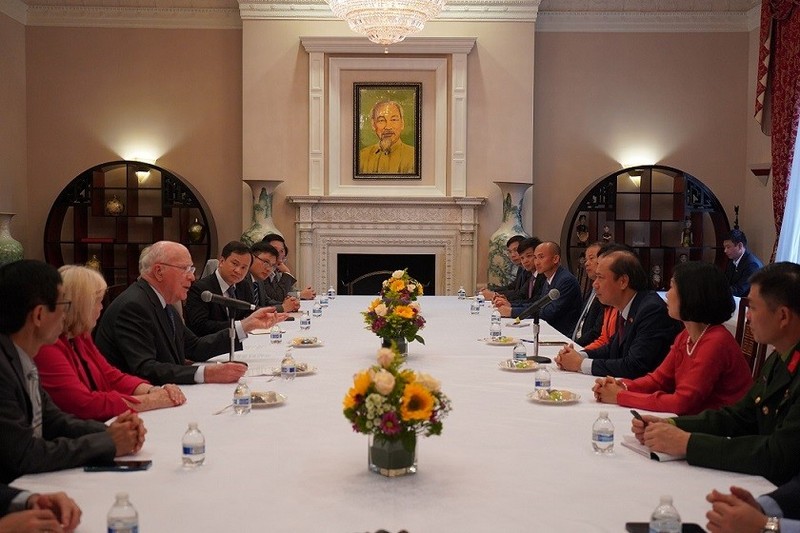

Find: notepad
621;435;686;462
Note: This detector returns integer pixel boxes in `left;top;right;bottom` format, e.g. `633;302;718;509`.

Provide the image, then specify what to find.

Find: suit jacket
261;272;297;303
765;471;800;519
675;345;800;485
586;290;682;379
0;334;115;484
95;279;233;385
498;268;532;300
185;273;252;337
724;250;764;297
245;274;287;312
574;292;605;347
511;266;582;337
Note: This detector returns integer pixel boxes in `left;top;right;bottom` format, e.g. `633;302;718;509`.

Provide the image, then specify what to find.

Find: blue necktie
164;305;176;335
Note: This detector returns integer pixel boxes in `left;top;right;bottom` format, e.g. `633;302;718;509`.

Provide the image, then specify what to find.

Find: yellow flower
343;393;356;410
351;370;371;397
417;284;424;296
368;298;381;311
400;382;435;421
400;369;415;383
390;279;406;292
394;305;414;319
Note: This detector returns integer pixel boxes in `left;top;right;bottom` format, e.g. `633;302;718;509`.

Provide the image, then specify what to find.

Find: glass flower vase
381;337;408;358
368;434;417;477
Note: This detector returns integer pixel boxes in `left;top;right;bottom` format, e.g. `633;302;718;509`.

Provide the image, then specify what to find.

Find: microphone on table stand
516;289;560;360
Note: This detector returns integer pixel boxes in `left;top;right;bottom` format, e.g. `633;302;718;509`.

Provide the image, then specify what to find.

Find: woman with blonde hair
36;265;185;421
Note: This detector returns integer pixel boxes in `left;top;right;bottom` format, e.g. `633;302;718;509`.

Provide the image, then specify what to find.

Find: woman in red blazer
36;265;185;421
592;261;752;415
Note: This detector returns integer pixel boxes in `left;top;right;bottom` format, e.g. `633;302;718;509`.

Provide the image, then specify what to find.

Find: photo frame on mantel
353;83;422;180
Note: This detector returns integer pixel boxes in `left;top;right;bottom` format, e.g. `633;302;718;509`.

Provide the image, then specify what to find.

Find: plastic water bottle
491;308;502;325
476;293;485;306
470;300;480;315
233;378;251;415
592;411;615;455
269;325;283;344
457;286;467;299
649;495;682;533
327;285;336;299
107;492;138;533
320;294;329;307
533;366;551;390
489;322;502;341
300;311;311;330
312;299;323;318
281;350;297;381
513;341;527;362
181;422;205;467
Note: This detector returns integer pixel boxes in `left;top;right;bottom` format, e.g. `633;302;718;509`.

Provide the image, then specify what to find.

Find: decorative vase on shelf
0;213;24;265
187;218;207;244
487;181;532;288
85;255;101;272
241;179;283;246
105;195;124;216
368;434;417;477
381;337;409;358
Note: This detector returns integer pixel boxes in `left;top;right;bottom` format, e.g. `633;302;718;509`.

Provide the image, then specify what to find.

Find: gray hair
139;241;179;275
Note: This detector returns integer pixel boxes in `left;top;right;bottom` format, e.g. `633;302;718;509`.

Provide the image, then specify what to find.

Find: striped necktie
252;281;260;306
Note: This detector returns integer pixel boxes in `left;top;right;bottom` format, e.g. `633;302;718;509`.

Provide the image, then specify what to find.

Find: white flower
416;372;441;393
409;302;420;312
392;270;404;279
375;303;387;317
407;283;416;292
376;348;394;368
373;369;396;395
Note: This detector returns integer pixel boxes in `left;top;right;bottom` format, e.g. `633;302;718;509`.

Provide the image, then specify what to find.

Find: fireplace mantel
288;195;485;294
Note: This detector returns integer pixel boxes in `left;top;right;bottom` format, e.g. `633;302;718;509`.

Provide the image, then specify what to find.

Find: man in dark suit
705;474;800;533
185;241;280;336
96;241;286;385
572;241;605;346
633;262;800;486
723;229;764;297
1;483;81;531
556;250;681;378
246;241;300;312
261;233;316;301
480;235;531;300
0;260;143;484
493;237;544;312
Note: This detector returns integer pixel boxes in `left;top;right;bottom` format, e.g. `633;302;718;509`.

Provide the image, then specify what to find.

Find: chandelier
327;0;446;45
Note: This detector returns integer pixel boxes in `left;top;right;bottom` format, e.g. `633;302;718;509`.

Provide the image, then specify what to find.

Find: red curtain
756;0;800;257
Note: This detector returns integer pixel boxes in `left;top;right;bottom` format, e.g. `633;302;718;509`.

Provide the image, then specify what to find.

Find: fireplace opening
337;254;436;295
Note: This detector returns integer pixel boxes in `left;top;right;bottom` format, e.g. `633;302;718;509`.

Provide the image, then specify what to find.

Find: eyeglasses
159;263;196;275
55;300;72;312
252;255;277;268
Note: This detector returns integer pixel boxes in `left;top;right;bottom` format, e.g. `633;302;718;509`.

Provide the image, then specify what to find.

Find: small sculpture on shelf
733;204;740;229
678;253;689;264
601;225;612;243
104;195;124;216
575;214;589;246
187;218;207;244
85;255;101;272
651;265;663;290
680;217;693;247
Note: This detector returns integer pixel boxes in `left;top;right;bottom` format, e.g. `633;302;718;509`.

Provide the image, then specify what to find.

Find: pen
630;409;648;426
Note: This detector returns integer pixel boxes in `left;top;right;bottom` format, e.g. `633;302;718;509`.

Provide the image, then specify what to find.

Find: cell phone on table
84;460;152;472
625;523;704;533
527;355;552;364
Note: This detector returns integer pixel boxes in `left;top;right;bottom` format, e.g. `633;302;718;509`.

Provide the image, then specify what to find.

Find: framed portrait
353;83;422;180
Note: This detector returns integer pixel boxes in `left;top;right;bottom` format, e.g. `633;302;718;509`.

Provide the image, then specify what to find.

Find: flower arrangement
343;347;451;449
363;269;426;344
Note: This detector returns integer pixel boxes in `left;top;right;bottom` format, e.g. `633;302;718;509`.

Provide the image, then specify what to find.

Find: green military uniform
359;140;415;175
674;341;800;485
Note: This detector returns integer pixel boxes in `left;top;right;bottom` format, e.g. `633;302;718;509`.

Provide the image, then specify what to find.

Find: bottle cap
600;411;608;418
660;495;673;504
116;492;129;500
188;421;198;429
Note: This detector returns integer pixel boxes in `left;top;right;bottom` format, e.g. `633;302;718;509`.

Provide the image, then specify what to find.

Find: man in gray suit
0;260;144;484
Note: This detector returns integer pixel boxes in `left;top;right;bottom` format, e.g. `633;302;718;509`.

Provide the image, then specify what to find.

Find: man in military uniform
631;262;800;485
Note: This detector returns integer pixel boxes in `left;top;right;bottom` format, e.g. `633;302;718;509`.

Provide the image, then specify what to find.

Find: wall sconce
135;167;151;184
628;169;644;188
749;163;770;186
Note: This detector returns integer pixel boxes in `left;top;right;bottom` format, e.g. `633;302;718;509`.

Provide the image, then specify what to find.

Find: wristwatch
763;516;780;532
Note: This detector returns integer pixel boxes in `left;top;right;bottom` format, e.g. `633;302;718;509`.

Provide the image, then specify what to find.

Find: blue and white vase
0;212;24;265
241;179;283;246
487;181;531;288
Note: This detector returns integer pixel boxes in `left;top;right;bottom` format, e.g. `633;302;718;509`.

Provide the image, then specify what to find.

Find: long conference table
17;296;775;532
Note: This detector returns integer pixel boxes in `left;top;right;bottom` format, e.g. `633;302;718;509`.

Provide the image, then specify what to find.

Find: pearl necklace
686;324;711;356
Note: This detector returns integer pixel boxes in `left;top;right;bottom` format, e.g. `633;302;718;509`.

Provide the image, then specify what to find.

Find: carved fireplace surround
289;37;485;295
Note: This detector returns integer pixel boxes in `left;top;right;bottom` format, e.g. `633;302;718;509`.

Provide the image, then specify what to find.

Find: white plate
498;359;538;372
250;328;286;335
290;337;323;348
250;391;286;408
267;364;317;377
526;389;581;405
481;336;517;346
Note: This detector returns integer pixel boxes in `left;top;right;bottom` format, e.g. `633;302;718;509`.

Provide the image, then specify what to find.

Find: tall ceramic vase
487;181;531;288
241;180;283;246
0;213;24;265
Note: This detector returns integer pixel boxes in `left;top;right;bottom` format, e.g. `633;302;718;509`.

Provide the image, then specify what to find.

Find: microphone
200;290;256;311
517;289;560;320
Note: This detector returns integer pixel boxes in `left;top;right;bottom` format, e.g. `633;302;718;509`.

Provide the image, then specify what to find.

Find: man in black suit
723;229;764;297
572;241;605;346
705;474;800;533
261;233;316;301
555;251;681;378
246;241;300;312
0;260;144;484
185;240;285;336
492;237;544;310
96;241;286;385
1;483;81;531
479;235;530;300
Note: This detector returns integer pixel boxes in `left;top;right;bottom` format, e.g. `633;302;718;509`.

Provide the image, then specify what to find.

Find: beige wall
23;26;242;260
0;13;27;247
532;31;769;261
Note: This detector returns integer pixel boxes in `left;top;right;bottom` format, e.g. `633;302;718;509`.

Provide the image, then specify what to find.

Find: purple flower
379;411;402;436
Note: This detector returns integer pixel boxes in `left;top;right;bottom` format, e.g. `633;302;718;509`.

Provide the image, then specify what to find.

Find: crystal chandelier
328;0;446;45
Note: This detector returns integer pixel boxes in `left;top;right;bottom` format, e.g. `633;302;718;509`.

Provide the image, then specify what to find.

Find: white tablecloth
16;296;775;532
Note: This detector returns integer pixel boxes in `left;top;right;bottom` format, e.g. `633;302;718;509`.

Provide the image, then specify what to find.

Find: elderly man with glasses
96;241;287;385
